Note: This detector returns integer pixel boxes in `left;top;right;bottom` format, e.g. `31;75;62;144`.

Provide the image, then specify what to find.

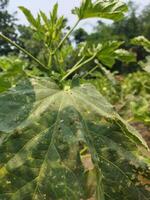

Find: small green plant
0;1;150;199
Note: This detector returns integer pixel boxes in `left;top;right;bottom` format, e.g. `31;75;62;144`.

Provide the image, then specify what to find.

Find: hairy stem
0;33;49;73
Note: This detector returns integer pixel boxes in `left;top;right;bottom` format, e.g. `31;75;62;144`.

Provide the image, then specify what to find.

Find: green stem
61;54;96;81
48;51;53;68
83;65;98;79
53;19;80;55
61;56;84;81
0;33;49;73
71;56;85;70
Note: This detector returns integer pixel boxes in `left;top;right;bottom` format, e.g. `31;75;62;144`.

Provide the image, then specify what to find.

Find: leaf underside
0;78;149;200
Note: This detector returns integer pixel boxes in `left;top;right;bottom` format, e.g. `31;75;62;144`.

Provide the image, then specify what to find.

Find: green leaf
97;41;123;67
19;6;38;28
0;79;35;132
40;11;49;27
0;78;149;199
92;121;150;200
78;41;124;67
131;36;150;53
115;49;136;63
50;3;58;23
0;57;13;71
72;0;128;21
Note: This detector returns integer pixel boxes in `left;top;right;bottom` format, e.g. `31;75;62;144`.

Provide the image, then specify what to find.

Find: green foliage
19;4;66;50
77;2;150;73
79;40;136;68
114;48;136;63
19;4;72;72
131;36;150;52
97;41;124;67
17;25;48;65
139;56;150;73
82;72;120;103
0;78;149;200
0;56;26;92
0;0;17;55
122;71;150;124
139;4;150;40
19;6;39;29
72;0;128;21
131;36;150;73
88;70;150;126
0;1;150;199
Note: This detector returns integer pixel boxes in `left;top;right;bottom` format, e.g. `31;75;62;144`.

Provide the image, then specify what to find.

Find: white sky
8;0;150;32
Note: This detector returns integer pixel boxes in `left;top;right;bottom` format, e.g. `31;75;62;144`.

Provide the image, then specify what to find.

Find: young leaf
72;0;128;21
0;78;149;200
97;41;124;67
40;10;49;27
19;6;38;28
50;3;58;23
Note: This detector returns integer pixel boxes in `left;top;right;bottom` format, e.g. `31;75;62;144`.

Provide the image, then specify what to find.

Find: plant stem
60;56;84;81
48;51;53;68
83;65;98;79
0;33;49;73
61;54;96;81
53;19;80;55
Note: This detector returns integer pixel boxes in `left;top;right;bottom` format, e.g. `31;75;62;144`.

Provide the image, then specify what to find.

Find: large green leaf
92;122;150;200
0;79;35;132
72;0;128;21
0;78;149;199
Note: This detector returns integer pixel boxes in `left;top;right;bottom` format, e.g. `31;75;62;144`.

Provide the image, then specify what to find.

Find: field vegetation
0;0;150;199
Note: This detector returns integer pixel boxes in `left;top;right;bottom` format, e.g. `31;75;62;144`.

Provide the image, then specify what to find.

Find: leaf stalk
0;33;49;73
61;54;97;81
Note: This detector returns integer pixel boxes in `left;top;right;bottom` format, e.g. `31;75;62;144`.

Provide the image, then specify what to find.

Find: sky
8;0;150;32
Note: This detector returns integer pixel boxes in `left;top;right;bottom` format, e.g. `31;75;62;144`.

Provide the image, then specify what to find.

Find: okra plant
0;1;150;199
